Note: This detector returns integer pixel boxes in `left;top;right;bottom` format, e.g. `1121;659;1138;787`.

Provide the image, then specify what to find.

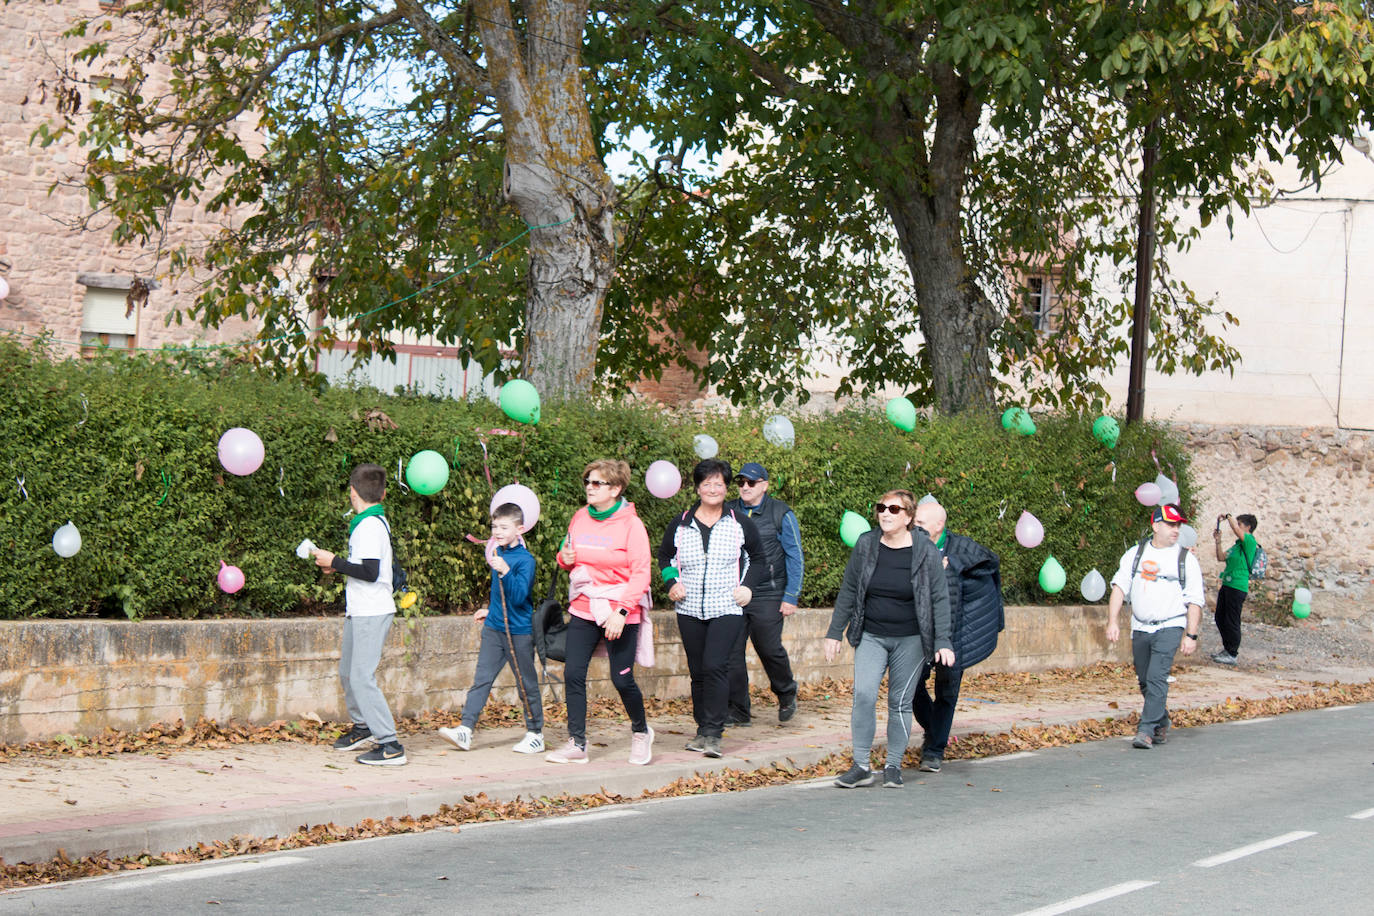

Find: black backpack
534;559;567;665
379;518;408;594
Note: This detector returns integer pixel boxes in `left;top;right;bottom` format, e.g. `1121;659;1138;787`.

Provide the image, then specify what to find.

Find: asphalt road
4;704;1372;915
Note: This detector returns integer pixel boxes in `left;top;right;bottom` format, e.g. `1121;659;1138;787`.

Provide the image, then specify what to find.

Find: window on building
1022;276;1054;332
80;286;138;356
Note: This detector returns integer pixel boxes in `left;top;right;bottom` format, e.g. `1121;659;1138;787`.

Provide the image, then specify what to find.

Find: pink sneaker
545;739;589;764
628;726;654;766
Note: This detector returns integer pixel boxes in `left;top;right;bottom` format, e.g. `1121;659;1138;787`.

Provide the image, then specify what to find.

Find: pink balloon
218;560;245;594
1014;511;1044;549
490;483;541;533
1134;482;1162;507
218;427;265;476
645;460;682;499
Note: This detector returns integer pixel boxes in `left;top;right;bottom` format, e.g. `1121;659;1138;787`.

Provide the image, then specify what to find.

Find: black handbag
534;559;567;665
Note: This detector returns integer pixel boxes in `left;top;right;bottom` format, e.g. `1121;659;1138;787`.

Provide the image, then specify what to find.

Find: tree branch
395;0;493;97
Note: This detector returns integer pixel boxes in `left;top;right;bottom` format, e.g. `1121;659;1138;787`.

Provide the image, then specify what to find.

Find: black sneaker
882;766;904;788
918;755;942;773
834;764;874;788
333;725;373;752
1153;723;1170;745
685;733;708;752
778;699;798;723
724;713;752;728
357;742;407;766
700;735;723;758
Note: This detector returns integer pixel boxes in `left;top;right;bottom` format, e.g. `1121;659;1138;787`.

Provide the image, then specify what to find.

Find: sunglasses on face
733;476;762;487
583;477;611;489
875;503;907;516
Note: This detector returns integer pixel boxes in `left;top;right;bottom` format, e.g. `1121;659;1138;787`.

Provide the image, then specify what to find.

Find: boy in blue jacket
439;502;543;754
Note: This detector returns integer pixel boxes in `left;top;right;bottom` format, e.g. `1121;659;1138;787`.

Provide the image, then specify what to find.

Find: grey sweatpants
461;627;544;732
1132;626;1182;734
340;614;398;745
851;631;924;769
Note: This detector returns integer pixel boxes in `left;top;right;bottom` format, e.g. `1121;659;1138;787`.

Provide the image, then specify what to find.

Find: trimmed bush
0;339;1192;619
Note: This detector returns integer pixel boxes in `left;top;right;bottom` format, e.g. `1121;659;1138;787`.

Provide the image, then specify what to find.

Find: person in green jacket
1211;513;1258;666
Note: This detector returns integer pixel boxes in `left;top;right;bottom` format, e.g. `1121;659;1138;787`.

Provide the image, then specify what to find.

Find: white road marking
1192;830;1317;868
1231;717;1275;725
1348;808;1374;820
522;808;642;828
1015;880;1157;915
1320;705;1355;712
108;856;308;891
973;751;1037;764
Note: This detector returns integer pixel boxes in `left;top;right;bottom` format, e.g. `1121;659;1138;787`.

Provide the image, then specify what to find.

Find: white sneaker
512;731;545;754
628;726;654;766
438;725;472;751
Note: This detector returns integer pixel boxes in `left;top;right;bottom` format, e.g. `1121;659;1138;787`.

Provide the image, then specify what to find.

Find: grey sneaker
882;766;904;788
834;764;875;788
1211;651;1238;666
700;735;723;758
918;755;943;773
1132;732;1153;749
1153;723;1170;745
685;733;708;753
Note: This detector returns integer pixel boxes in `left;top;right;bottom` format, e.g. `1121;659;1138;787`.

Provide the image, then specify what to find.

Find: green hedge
0;339;1193;619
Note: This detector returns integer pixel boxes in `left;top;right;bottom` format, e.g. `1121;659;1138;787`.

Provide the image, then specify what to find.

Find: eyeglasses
875;503;907;516
583;477;611;489
733;476;762;487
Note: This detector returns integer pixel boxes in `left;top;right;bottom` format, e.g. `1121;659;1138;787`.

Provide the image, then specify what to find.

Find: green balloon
1015;413;1037;436
1291;602;1311;620
1000;407;1019;430
886;397;917;433
839;510;872;548
499;379;541;425
1092;415;1120;449
405;449;450;495
1039;555;1067;594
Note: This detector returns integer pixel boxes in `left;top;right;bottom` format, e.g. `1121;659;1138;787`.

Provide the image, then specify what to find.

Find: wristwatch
1184;632;1198;640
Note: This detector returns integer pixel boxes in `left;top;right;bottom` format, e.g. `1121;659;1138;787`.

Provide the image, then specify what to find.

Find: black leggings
677;613;746;738
562;614;647;746
1214;585;1246;656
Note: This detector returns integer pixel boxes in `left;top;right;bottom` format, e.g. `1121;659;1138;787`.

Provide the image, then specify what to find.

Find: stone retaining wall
1179;423;1372;619
0;606;1128;744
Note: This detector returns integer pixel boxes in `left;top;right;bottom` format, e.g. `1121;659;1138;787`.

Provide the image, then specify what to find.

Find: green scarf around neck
588;499;623;521
349;504;386;534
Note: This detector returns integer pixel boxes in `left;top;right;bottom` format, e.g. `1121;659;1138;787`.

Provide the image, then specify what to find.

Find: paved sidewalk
3;659;1370;866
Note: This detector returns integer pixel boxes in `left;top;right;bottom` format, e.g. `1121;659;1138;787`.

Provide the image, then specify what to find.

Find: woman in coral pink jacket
545;459;655;767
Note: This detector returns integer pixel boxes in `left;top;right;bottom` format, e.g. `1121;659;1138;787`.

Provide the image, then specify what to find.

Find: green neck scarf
935;529;948;551
349;504;386;535
588;499;623;521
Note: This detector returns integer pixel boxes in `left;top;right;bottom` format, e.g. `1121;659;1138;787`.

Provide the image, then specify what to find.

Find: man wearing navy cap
1106;504;1205;749
725;462;801;724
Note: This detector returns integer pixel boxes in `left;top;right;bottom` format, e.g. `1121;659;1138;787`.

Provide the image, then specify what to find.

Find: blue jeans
851;632;924;769
1132;627;1182;733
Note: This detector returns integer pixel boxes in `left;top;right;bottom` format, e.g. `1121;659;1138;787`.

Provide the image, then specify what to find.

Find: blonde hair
880;489;918;530
584;459;631;496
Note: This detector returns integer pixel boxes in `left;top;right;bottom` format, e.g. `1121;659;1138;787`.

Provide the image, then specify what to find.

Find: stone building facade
0;0;254;357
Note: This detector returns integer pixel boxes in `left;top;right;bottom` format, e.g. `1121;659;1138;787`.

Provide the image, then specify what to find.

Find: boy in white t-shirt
1106;504;1204;750
312;463;405;766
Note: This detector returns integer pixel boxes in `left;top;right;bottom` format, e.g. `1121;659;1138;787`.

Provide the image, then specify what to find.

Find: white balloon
1154;473;1179;506
0;276;9;301
1294;587;1312;604
762;414;795;449
693;434;719;459
53;521;82;558
1080;568;1107;602
1177;524;1198;549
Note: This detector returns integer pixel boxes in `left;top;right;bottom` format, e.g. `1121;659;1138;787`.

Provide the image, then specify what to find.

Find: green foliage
0;340;1193;618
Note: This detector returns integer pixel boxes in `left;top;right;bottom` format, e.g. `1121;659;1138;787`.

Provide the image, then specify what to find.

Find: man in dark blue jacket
911;499;1004;772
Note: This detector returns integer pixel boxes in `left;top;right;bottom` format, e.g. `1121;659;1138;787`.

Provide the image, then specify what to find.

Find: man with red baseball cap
1105;503;1205;749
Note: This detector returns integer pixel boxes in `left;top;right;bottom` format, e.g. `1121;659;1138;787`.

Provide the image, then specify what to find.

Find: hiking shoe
1211;651;1238;666
918;755;943;773
700;735;723;758
512;731;544;755
628;727;654;766
1153;724;1170;745
438;725;472;751
333;725;374;752
545;740;588;764
357;742;407;766
724;713;752;728
883;766;904;788
834;764;874;788
1132;732;1153;750
778;699;798;723
685;733;708;753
